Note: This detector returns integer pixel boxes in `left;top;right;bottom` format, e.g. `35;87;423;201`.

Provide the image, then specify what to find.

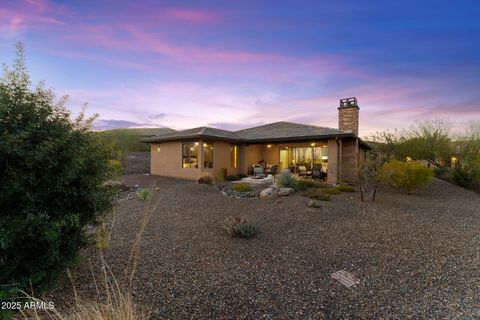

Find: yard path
49;177;480;319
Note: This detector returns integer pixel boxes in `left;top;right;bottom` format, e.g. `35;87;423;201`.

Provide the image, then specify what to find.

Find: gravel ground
48;177;480;319
122;152;150;175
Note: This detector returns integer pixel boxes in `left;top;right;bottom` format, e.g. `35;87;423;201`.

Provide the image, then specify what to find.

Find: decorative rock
278;187;295;196
260;187;278;199
308;200;321;208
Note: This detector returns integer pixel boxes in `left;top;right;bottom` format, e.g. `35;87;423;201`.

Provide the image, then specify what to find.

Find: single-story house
143;97;370;183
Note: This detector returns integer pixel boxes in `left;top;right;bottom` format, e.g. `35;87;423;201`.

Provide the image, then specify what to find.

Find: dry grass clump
232;183;253;192
303;188;331;201
222;216;258;238
18;187;160;320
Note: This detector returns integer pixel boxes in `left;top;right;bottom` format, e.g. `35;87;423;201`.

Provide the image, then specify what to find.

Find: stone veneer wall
341;138;359;183
338;106;359;135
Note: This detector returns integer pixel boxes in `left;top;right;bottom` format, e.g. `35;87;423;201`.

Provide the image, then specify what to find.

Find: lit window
230;145;237;168
156;145;161;152
182;142;199;168
203;142;213;168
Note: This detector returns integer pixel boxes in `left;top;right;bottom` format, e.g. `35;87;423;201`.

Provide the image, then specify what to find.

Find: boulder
260;187;278;199
278;187;295;196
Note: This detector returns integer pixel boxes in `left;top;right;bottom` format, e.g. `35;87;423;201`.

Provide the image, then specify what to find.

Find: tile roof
235;121;347;142
142;121;369;148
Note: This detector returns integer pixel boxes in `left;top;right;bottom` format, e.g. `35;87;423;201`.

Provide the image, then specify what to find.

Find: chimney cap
339;97;359;109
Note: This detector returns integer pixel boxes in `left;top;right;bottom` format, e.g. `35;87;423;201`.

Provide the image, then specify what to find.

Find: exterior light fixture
267;144;272;148
311;143;315;146
322;145;327;148
194;142;199;146
322;156;328;160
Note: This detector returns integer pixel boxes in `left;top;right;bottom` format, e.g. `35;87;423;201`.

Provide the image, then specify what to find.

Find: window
203;142;213;168
182;142;199;168
230;145;237;168
156;144;161;152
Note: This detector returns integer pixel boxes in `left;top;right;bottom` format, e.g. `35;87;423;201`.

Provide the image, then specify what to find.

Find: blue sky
1;0;479;136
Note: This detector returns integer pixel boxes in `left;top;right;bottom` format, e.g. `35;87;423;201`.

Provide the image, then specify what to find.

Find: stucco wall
151;140;238;180
150;141;200;180
201;141;238;178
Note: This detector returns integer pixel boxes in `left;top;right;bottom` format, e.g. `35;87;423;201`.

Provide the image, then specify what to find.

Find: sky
1;0;479;137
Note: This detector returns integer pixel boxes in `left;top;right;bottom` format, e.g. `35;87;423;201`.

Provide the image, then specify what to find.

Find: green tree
396;120;453;167
0;43;116;302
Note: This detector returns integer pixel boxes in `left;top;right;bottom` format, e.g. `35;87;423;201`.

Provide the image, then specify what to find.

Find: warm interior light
322;156;328;160
194;142;199;146
203;143;207;147
267;144;272;148
310;143;315;146
322;145;327;148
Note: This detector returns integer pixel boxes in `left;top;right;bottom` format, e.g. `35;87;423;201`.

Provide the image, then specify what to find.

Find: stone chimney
338;97;359;135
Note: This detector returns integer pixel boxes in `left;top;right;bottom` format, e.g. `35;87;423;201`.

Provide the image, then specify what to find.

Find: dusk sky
1;0;479;137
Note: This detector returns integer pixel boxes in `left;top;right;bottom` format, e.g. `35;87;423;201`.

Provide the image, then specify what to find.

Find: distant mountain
98;127;176;153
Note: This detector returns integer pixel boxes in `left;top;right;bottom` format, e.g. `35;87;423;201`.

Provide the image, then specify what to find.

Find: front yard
49;176;480;319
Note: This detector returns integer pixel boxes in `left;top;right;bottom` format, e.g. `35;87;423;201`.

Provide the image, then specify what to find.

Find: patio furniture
265;164;278;176
312;167;327;181
253;166;266;178
298;165;312;178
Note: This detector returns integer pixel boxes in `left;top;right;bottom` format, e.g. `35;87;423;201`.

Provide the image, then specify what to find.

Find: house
143;97;370;183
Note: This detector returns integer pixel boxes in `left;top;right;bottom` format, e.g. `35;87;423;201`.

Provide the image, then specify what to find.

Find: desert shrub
296;179;321;190
303;188;331;201
322;186;341;194
381;160;433;194
216;170;225;182
0;44;116;303
339;184;355;192
137;188;152;201
222;216;258;238
232;182;252;192
276;171;298;190
197;175;213;184
434;166;454;183
225;175;240;181
452;157;480;191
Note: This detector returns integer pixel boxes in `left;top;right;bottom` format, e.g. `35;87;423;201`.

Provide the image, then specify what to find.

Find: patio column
327;138;340;184
237;144;248;175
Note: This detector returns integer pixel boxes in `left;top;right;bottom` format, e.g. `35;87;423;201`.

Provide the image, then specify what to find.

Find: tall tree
0;43;116;304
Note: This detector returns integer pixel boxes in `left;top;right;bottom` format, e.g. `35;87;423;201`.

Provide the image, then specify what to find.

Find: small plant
322;186;341;194
236;224;258;238
216;170;225;182
296;179;320;190
303;188;331;201
197;175;213;184
225;175;241;181
339;184;355;192
308;200;322;208
222;216;258;238
94;222;112;250
137;188;152;201
276;171;298;190
232;182;253;192
452;157;480;191
381;160;433;194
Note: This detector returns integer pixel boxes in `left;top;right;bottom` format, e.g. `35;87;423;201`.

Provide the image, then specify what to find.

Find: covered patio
237;139;339;183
